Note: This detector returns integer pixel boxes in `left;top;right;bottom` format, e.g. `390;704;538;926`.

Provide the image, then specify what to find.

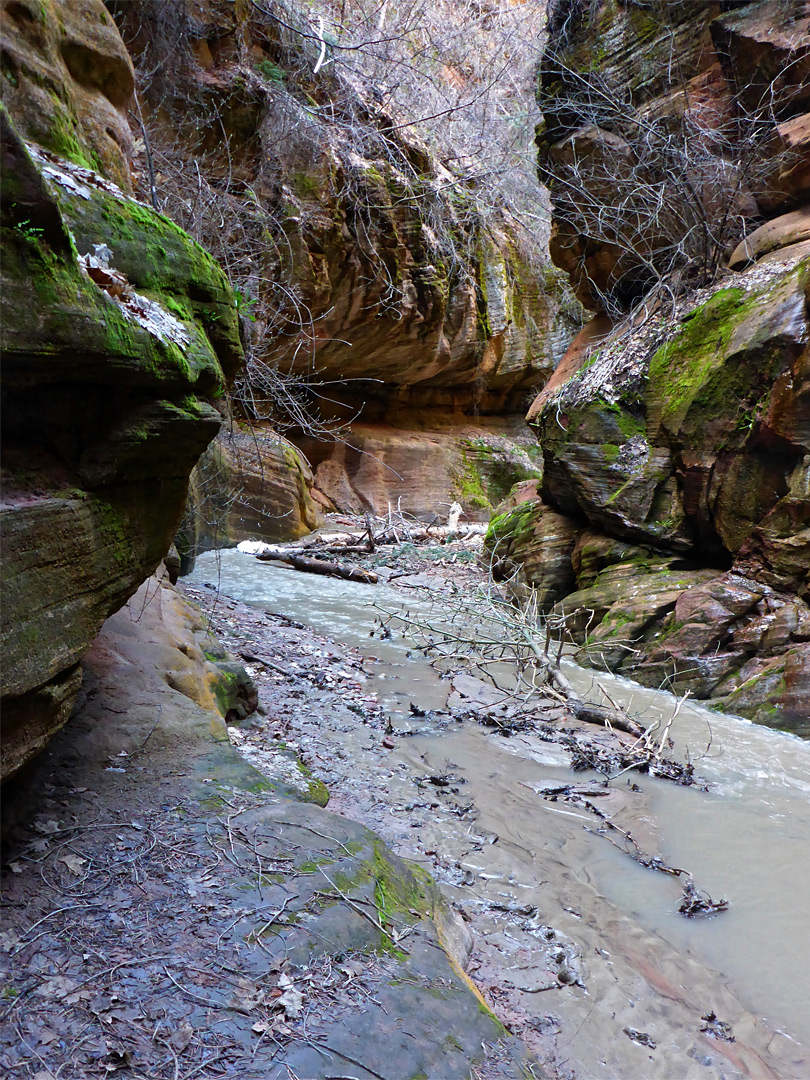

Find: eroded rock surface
538;0;810;311
0;0;135;188
107;0;578;535
0;576;531;1079
300;414;543;521
0;67;242;776
493;254;810;729
508;0;810;729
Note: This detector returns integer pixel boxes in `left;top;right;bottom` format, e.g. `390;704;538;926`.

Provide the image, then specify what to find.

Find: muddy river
189;548;810;1079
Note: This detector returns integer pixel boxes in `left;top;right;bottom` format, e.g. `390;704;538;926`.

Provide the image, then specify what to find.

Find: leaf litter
0;794;400;1078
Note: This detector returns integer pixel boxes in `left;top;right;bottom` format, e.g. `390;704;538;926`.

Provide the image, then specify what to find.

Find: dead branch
256;548;378;584
375;579;650;739
537;784;728;917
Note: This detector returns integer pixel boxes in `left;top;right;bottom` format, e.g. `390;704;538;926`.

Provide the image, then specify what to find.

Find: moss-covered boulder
533;258;810;562
0;110;243;779
504;253;810;727
485;498;578;606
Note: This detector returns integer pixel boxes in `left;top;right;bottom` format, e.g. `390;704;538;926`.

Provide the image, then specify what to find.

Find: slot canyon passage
1;1;809;1078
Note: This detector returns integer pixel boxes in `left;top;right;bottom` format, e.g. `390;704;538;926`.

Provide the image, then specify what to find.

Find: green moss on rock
648;288;748;432
485;499;542;550
296;759;330;807
0;114;245;778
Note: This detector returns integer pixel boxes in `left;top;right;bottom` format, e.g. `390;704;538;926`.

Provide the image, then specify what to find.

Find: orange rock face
0;0;135;189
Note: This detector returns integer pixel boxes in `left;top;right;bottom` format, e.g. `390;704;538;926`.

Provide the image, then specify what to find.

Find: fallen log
255;549;378;585
568;698;643;738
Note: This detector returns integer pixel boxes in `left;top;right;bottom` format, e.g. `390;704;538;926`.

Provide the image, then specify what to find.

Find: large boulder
177;426;321;565
486;498;579;606
0;105;242;778
534;257;809;560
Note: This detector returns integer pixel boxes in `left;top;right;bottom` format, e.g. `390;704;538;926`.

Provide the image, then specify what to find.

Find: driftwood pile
239;506;486;586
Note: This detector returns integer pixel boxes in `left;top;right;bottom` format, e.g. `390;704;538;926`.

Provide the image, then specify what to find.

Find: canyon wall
112;0;576;536
0;0;243;777
0;0;564;773
490;0;810;728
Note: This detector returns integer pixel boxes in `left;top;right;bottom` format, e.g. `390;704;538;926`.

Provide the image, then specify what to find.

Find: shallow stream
190;549;810;1078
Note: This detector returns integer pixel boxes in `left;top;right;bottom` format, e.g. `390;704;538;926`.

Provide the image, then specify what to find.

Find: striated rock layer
177;426;321;565
492;250;810;730
538;0;810;312
0;0;243;778
492;0;810;730
113;0;575;408
300;413;542;522
108;0;578;536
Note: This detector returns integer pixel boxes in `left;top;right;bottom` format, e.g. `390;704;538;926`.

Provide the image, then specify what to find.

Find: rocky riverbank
4;544;808;1079
0;572;533;1080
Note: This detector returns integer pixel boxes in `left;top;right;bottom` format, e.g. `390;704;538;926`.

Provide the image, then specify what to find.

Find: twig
156;1036;180;1080
12;903;105;952
163;968;231;1011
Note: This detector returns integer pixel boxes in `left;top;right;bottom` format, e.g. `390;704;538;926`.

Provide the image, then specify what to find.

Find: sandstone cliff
0;0;243;778
491;0;810;729
110;0;577;536
537;0;810;312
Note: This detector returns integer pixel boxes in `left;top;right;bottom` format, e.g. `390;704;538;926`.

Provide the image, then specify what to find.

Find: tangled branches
374;577;653;739
538;5;808;315
376;579;573;699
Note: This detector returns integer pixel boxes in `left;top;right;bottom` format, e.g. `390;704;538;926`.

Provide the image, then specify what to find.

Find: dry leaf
58;853;86;875
339;960;365;978
8;861;24;874
168;1024;194;1052
277;986;303;1020
33;820;60;835
64;989;92;1006
229;977;262;1014
0;931;19;952
36;976;77;999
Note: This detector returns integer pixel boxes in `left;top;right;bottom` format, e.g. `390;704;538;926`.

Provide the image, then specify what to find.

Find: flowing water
189;549;810;1078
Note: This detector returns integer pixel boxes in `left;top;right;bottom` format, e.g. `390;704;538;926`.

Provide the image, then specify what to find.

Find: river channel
188;548;810;1079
